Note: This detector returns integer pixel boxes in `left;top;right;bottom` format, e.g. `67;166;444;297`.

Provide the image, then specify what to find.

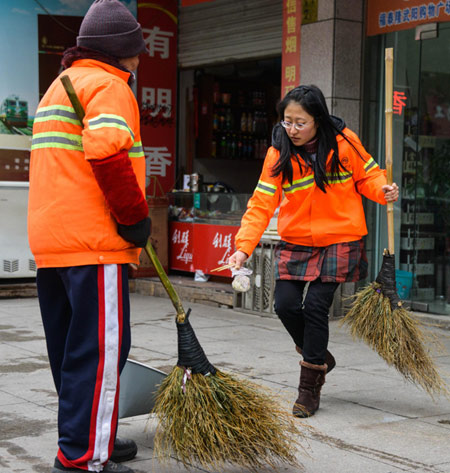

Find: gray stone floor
1;294;450;472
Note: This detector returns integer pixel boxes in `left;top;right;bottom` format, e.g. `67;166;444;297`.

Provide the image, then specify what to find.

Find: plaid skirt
275;239;368;283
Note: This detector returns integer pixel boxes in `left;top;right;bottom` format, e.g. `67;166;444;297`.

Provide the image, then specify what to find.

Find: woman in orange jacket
229;85;399;418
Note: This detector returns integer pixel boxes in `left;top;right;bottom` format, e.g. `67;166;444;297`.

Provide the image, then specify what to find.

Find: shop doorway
397;24;450;314
364;23;450;315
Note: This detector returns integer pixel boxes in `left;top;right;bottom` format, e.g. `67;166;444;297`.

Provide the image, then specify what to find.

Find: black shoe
110;437;138;463
52;457;135;473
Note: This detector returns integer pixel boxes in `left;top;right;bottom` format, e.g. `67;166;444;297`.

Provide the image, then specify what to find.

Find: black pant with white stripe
37;264;131;470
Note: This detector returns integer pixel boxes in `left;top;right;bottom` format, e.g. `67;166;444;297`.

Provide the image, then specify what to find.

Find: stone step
129;275;234;308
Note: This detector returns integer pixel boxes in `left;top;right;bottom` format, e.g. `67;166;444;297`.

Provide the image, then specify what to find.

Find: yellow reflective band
326;171;353;184
283;174;315;193
128;141;144;158
34;105;80;125
255;179;277;196
364;157;378;174
88;113;134;140
31;131;83;152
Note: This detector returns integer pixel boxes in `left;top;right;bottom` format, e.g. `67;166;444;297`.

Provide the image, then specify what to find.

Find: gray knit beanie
77;0;147;58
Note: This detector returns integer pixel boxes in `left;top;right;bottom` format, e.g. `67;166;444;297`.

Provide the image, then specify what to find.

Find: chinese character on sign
143;26;174;59
173;229;193;264
286;16;296;34
393;91;407;115
144;146;172;180
284;85;295;95
285;36;297;53
286;0;296;14
142;87;172;118
212;232;233;265
285;65;296;83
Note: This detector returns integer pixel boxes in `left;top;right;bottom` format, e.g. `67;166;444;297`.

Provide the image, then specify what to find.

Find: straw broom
144;241;307;471
341;48;448;398
60;75;307;471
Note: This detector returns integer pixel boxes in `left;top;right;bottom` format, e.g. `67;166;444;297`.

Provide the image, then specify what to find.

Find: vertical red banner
281;0;302;98
137;1;178;195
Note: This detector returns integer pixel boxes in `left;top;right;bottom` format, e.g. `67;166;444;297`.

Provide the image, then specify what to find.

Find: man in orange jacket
28;1;150;472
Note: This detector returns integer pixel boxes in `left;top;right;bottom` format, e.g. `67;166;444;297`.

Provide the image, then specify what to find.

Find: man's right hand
228;250;249;270
118;216;151;248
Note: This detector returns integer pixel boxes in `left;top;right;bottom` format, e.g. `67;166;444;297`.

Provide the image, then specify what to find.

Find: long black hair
271;84;359;192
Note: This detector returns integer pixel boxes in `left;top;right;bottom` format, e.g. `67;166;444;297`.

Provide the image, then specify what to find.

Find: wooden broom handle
384;48;394;255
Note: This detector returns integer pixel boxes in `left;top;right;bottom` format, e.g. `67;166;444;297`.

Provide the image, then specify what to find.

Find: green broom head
151;311;308;471
342;253;449;398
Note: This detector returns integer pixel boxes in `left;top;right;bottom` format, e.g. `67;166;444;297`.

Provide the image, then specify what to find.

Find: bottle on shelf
220;134;227;158
237;134;243;158
211;138;216;158
230;133;237;159
213;82;220;105
240;111;247;133
247;136;253;159
254;139;260;160
247;112;253;134
219;108;225;131
225;107;233;130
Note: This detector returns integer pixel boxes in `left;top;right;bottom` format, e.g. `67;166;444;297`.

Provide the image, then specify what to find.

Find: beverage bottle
219;108;225;130
247;137;253;159
253;111;258;134
237;134;243;158
220;135;226;158
240;112;247;132
225;108;233;130
231;134;237;159
247;112;252;134
254;139;260;160
211;138;216;158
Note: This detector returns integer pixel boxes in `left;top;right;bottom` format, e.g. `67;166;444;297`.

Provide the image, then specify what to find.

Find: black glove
117;217;151;248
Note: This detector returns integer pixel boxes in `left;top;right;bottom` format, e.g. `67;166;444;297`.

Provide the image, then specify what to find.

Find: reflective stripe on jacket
28;59;146;268
235;128;387;257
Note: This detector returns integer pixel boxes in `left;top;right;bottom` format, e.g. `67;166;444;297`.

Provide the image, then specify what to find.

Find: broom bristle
342;283;449;398
151;367;310;471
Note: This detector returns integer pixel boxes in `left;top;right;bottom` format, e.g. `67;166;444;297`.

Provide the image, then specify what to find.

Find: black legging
274;279;339;365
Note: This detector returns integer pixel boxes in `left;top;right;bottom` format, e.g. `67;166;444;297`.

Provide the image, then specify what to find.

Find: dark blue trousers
274;279;339;365
37;264;131;470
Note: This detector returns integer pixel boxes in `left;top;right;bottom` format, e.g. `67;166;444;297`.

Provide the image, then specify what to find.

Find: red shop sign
366;0;450;36
137;1;177;195
281;0;302;97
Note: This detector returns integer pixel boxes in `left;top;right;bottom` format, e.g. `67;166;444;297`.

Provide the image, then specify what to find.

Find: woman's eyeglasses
280;120;313;131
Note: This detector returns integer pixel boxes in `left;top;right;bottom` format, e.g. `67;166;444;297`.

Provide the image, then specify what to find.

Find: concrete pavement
1;293;450;473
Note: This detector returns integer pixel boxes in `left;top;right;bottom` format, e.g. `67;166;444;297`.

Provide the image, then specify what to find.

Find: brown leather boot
293;361;327;418
295;345;336;374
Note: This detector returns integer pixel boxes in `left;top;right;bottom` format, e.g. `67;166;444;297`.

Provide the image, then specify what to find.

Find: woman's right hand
228;250;248;270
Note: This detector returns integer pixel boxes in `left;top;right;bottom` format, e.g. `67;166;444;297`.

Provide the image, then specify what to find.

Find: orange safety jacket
28;59;146;268
235;128;387;257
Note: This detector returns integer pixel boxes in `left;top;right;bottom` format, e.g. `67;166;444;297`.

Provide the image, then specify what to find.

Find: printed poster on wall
0;1;138;182
138;0;177;195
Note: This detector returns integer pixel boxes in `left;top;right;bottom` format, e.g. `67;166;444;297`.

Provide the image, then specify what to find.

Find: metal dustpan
119;359;167;419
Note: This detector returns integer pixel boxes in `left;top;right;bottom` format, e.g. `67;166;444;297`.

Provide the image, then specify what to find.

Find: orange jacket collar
71;58;131;84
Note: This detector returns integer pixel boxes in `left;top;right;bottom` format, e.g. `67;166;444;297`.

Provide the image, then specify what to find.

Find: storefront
168;0;284;278
363;1;450;315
